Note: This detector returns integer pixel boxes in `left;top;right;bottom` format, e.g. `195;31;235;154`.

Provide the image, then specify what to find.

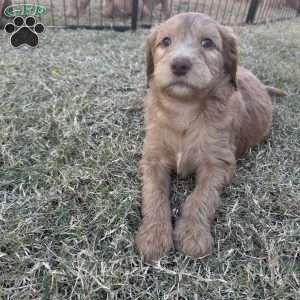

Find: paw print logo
4;16;45;48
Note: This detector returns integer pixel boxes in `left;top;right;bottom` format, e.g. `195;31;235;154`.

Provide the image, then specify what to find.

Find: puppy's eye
201;38;213;49
161;37;172;47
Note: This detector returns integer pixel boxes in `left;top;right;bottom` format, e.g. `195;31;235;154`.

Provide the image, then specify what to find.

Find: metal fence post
132;0;139;30
246;0;260;23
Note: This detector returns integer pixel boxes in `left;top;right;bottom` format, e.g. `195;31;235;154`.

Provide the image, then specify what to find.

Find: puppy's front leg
174;158;235;258
136;160;173;262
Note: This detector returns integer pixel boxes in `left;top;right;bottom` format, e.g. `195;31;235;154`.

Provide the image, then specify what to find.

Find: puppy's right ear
218;25;239;90
145;27;158;87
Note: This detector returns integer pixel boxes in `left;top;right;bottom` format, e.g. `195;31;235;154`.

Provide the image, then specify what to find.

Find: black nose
171;57;192;76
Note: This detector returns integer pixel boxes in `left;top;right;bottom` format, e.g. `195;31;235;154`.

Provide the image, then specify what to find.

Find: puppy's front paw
136;221;173;262
174;218;213;258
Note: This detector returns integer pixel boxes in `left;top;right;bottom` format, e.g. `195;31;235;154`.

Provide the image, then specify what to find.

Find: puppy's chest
164;123;209;176
175;145;192;176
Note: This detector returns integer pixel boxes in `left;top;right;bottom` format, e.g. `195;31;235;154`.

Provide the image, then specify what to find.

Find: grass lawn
0;17;299;299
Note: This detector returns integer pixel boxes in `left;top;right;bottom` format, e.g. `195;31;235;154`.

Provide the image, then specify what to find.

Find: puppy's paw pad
136;222;174;262
174;218;213;258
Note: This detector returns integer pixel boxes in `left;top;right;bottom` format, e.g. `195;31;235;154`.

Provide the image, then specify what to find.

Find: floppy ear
145;27;157;87
219;25;239;89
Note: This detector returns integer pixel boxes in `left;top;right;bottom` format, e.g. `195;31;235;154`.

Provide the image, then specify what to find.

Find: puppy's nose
171;57;192;76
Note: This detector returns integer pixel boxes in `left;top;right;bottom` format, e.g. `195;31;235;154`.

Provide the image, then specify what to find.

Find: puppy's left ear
219;25;239;89
145;26;158;87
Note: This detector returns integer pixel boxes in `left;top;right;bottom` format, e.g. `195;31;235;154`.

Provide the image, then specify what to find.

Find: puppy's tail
265;86;288;97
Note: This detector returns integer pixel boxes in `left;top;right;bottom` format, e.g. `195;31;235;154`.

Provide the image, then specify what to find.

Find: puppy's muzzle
171;57;192;76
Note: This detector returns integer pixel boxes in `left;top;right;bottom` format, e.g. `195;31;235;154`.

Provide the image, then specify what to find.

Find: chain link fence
1;0;300;30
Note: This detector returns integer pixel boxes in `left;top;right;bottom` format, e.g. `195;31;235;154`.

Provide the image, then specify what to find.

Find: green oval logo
4;0;48;17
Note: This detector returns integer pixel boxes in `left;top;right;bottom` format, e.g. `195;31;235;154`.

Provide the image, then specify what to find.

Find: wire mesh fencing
1;0;299;30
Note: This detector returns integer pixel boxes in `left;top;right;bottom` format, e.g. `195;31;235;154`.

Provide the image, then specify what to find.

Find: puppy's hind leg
174;155;235;258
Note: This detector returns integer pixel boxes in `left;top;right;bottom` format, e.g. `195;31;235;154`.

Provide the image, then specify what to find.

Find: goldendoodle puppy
136;12;287;262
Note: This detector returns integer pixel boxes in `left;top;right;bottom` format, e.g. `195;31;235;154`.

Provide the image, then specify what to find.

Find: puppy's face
146;13;238;99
